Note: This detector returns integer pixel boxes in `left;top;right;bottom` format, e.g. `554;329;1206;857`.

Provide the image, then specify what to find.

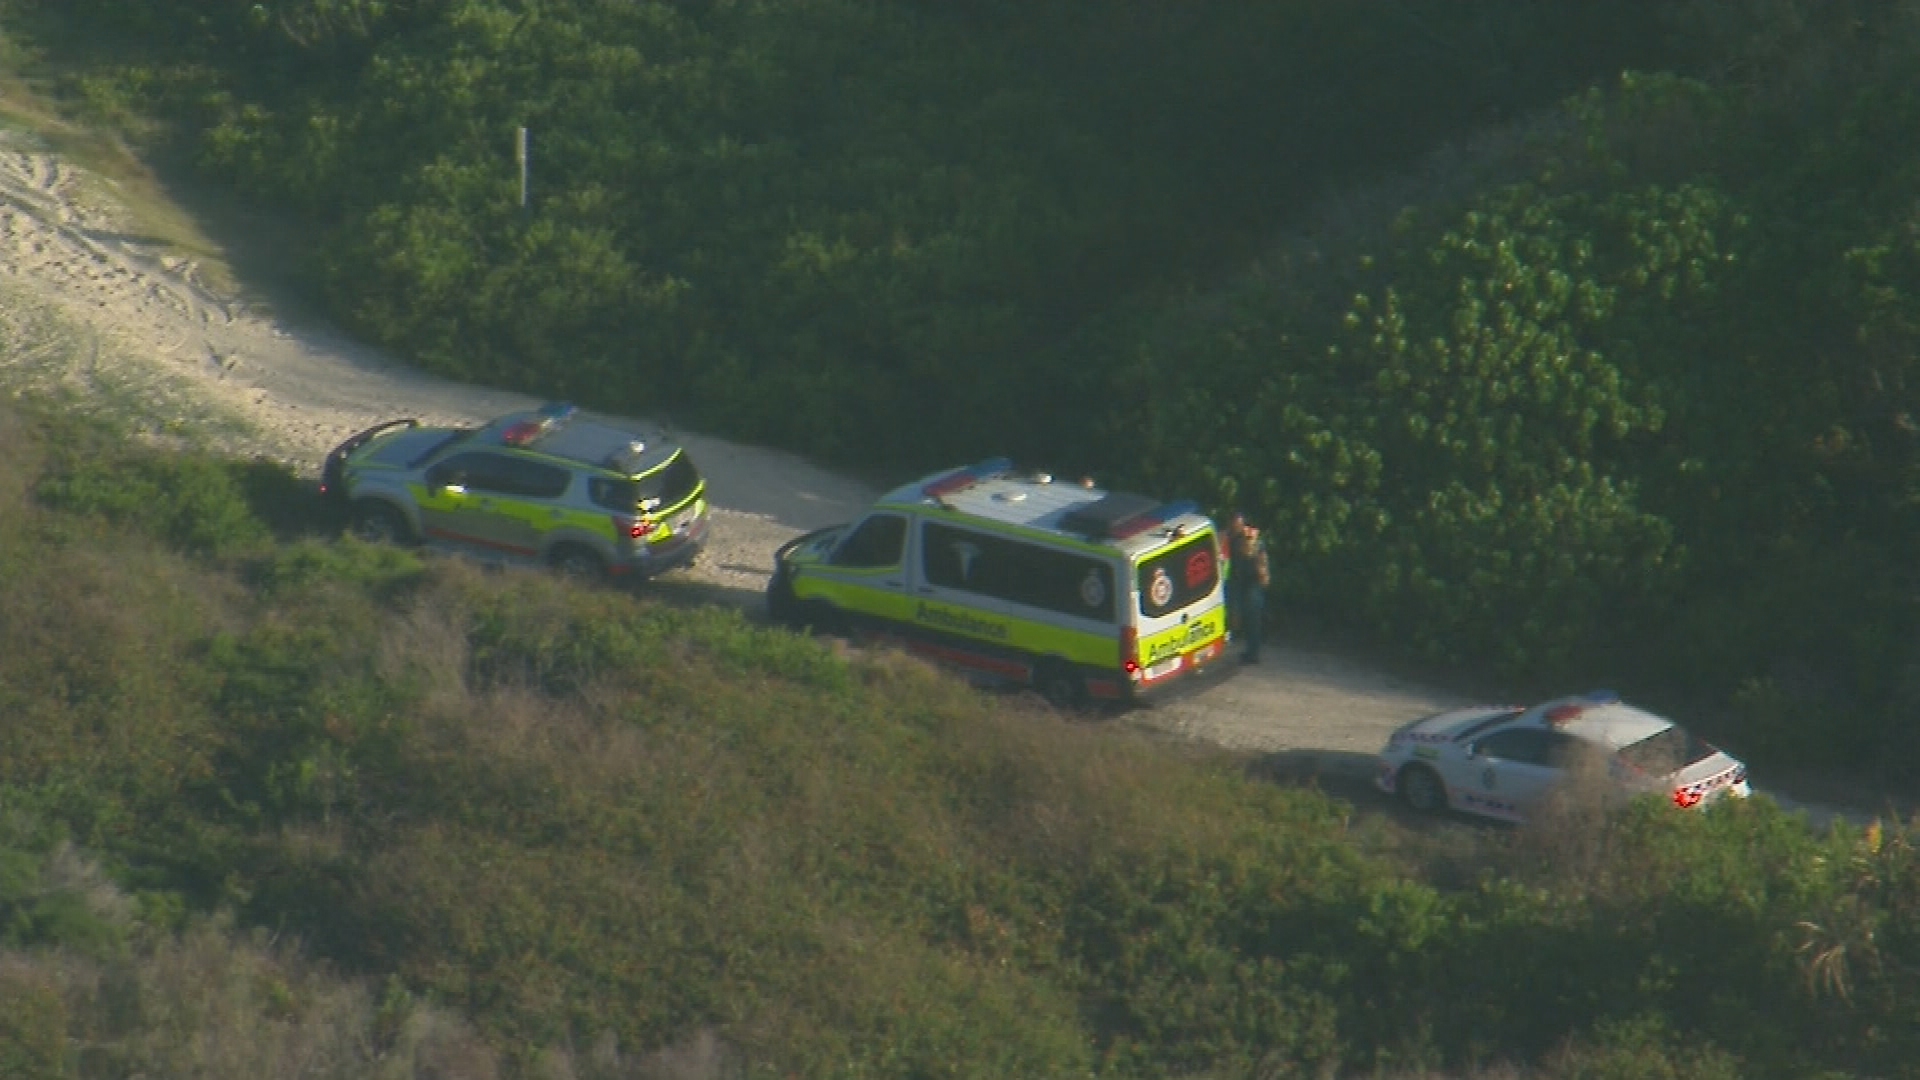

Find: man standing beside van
1227;512;1269;664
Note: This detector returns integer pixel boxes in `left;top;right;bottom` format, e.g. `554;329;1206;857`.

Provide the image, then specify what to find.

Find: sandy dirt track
0;131;1863;829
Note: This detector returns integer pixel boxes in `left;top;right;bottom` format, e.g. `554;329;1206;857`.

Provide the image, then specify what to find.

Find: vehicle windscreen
408;429;475;467
1136;530;1221;618
1451;709;1526;742
1616;725;1718;775
589;452;702;513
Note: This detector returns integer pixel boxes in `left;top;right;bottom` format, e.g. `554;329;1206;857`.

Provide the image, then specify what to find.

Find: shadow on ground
1245;748;1496;834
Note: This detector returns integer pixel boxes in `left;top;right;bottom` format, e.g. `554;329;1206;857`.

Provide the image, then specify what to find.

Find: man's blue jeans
1231;585;1265;662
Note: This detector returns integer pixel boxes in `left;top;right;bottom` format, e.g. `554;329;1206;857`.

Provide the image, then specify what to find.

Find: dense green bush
34;453;273;558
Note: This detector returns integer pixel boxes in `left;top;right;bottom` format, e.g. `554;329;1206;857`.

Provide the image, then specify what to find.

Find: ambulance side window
831;514;906;569
922;523;1116;622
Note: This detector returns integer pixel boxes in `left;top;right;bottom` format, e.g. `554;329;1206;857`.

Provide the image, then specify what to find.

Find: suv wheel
550;545;606;581
352;502;413;546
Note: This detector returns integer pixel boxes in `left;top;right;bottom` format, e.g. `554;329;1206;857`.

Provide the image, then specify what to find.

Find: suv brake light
1121;626;1139;675
614;514;656;540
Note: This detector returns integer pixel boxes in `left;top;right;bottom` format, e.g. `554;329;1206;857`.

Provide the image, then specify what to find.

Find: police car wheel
550;546;605;580
352;502;412;546
1399;765;1447;815
1035;663;1085;710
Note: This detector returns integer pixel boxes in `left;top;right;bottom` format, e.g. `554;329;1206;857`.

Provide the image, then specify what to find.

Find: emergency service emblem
1148;567;1174;609
1079;570;1107;610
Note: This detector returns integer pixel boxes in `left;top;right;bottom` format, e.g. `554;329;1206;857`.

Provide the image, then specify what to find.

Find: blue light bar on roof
537;402;578;423
1584;688;1621;705
923;457;1014;498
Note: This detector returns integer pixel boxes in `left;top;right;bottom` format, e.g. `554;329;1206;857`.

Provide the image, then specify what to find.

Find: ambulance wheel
1399;765;1447;815
352;501;413;546
797;600;844;637
1035;662;1086;711
550;545;606;581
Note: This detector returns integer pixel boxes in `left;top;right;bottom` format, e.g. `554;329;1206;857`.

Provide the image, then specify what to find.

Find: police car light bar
1109;499;1201;540
1544;703;1586;726
537;402;578;423
923;457;1014;498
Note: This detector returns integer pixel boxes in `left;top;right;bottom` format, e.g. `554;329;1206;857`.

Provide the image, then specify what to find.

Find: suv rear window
1136;531;1220;618
589;452;702;512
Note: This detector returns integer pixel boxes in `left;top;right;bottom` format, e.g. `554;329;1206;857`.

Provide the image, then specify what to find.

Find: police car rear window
1617;725;1717;775
1136;532;1219;618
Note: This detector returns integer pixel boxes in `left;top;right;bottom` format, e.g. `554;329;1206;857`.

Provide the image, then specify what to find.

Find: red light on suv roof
501;420;545;446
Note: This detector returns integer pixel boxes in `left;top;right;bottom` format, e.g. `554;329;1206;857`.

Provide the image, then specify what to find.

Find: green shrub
35;454;271;558
256;536;426;598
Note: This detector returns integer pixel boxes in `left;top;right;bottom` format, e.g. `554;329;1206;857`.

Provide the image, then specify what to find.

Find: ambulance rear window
1136;531;1219;617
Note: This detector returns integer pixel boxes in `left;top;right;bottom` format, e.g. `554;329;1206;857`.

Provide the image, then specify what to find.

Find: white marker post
516;126;530;209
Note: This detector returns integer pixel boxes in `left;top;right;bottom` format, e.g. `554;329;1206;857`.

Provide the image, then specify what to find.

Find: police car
320;403;709;581
1375;691;1752;823
767;459;1237;707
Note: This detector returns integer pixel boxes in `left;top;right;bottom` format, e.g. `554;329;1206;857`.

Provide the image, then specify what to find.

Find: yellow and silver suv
768;459;1235;706
321;403;710;580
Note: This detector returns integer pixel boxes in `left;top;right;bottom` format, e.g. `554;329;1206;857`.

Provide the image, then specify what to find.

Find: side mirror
1463;742;1480;760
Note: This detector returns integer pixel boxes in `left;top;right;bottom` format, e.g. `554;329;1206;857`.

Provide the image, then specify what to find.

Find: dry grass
1506;747;1639;889
0;854;500;1080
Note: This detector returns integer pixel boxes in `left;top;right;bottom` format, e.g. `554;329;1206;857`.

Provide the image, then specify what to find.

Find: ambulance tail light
1121;626;1140;675
614;514;656;540
1672;787;1704;809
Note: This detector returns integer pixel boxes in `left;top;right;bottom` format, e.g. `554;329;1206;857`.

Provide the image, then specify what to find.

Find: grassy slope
1;405;1918;1079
